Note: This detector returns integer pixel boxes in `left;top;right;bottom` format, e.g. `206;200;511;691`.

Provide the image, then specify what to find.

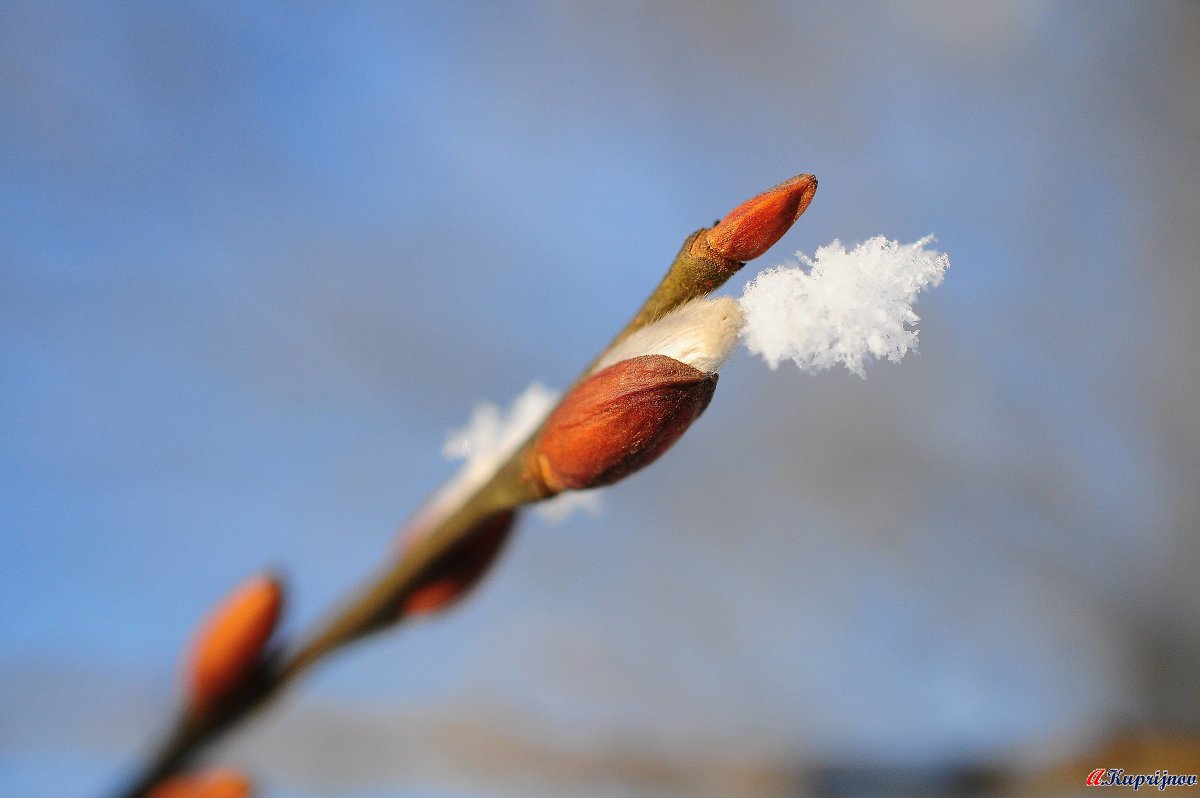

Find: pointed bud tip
705;173;817;262
185;573;284;713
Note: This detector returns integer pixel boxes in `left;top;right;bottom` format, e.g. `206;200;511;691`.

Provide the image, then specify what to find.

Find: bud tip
705;173;817;261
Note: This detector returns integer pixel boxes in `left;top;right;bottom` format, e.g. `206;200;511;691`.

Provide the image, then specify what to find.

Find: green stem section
281;452;542;676
599;230;741;368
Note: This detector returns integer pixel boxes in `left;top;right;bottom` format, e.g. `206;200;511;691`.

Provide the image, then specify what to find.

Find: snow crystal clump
739;236;949;377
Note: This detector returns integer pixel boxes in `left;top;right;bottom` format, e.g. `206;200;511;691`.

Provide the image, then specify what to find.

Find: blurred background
3;2;1199;796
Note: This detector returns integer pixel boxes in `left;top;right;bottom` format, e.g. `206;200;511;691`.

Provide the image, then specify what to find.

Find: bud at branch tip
706;173;817;262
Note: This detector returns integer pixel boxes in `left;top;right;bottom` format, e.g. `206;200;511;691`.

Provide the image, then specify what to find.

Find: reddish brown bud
185;573;282;714
148;769;252;798
401;510;517;616
705;173;817;261
531;354;717;493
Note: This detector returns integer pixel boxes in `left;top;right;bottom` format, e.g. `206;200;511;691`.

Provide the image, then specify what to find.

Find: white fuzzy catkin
436;382;603;524
441;382;559;470
421;382;556;529
739;236;949;377
591;297;744;375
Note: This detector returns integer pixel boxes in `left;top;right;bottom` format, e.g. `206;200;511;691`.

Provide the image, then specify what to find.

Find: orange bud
705;173;817;261
185;573;282;714
401;510;516;616
147;769;252;798
531;354;717;493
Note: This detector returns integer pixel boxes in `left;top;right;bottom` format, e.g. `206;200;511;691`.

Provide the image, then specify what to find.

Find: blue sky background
3;2;1199;796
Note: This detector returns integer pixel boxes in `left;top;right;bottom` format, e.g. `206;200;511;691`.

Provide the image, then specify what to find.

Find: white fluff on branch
442;382;559;469
592;297;744;375
739;236;949;377
439;382;603;524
